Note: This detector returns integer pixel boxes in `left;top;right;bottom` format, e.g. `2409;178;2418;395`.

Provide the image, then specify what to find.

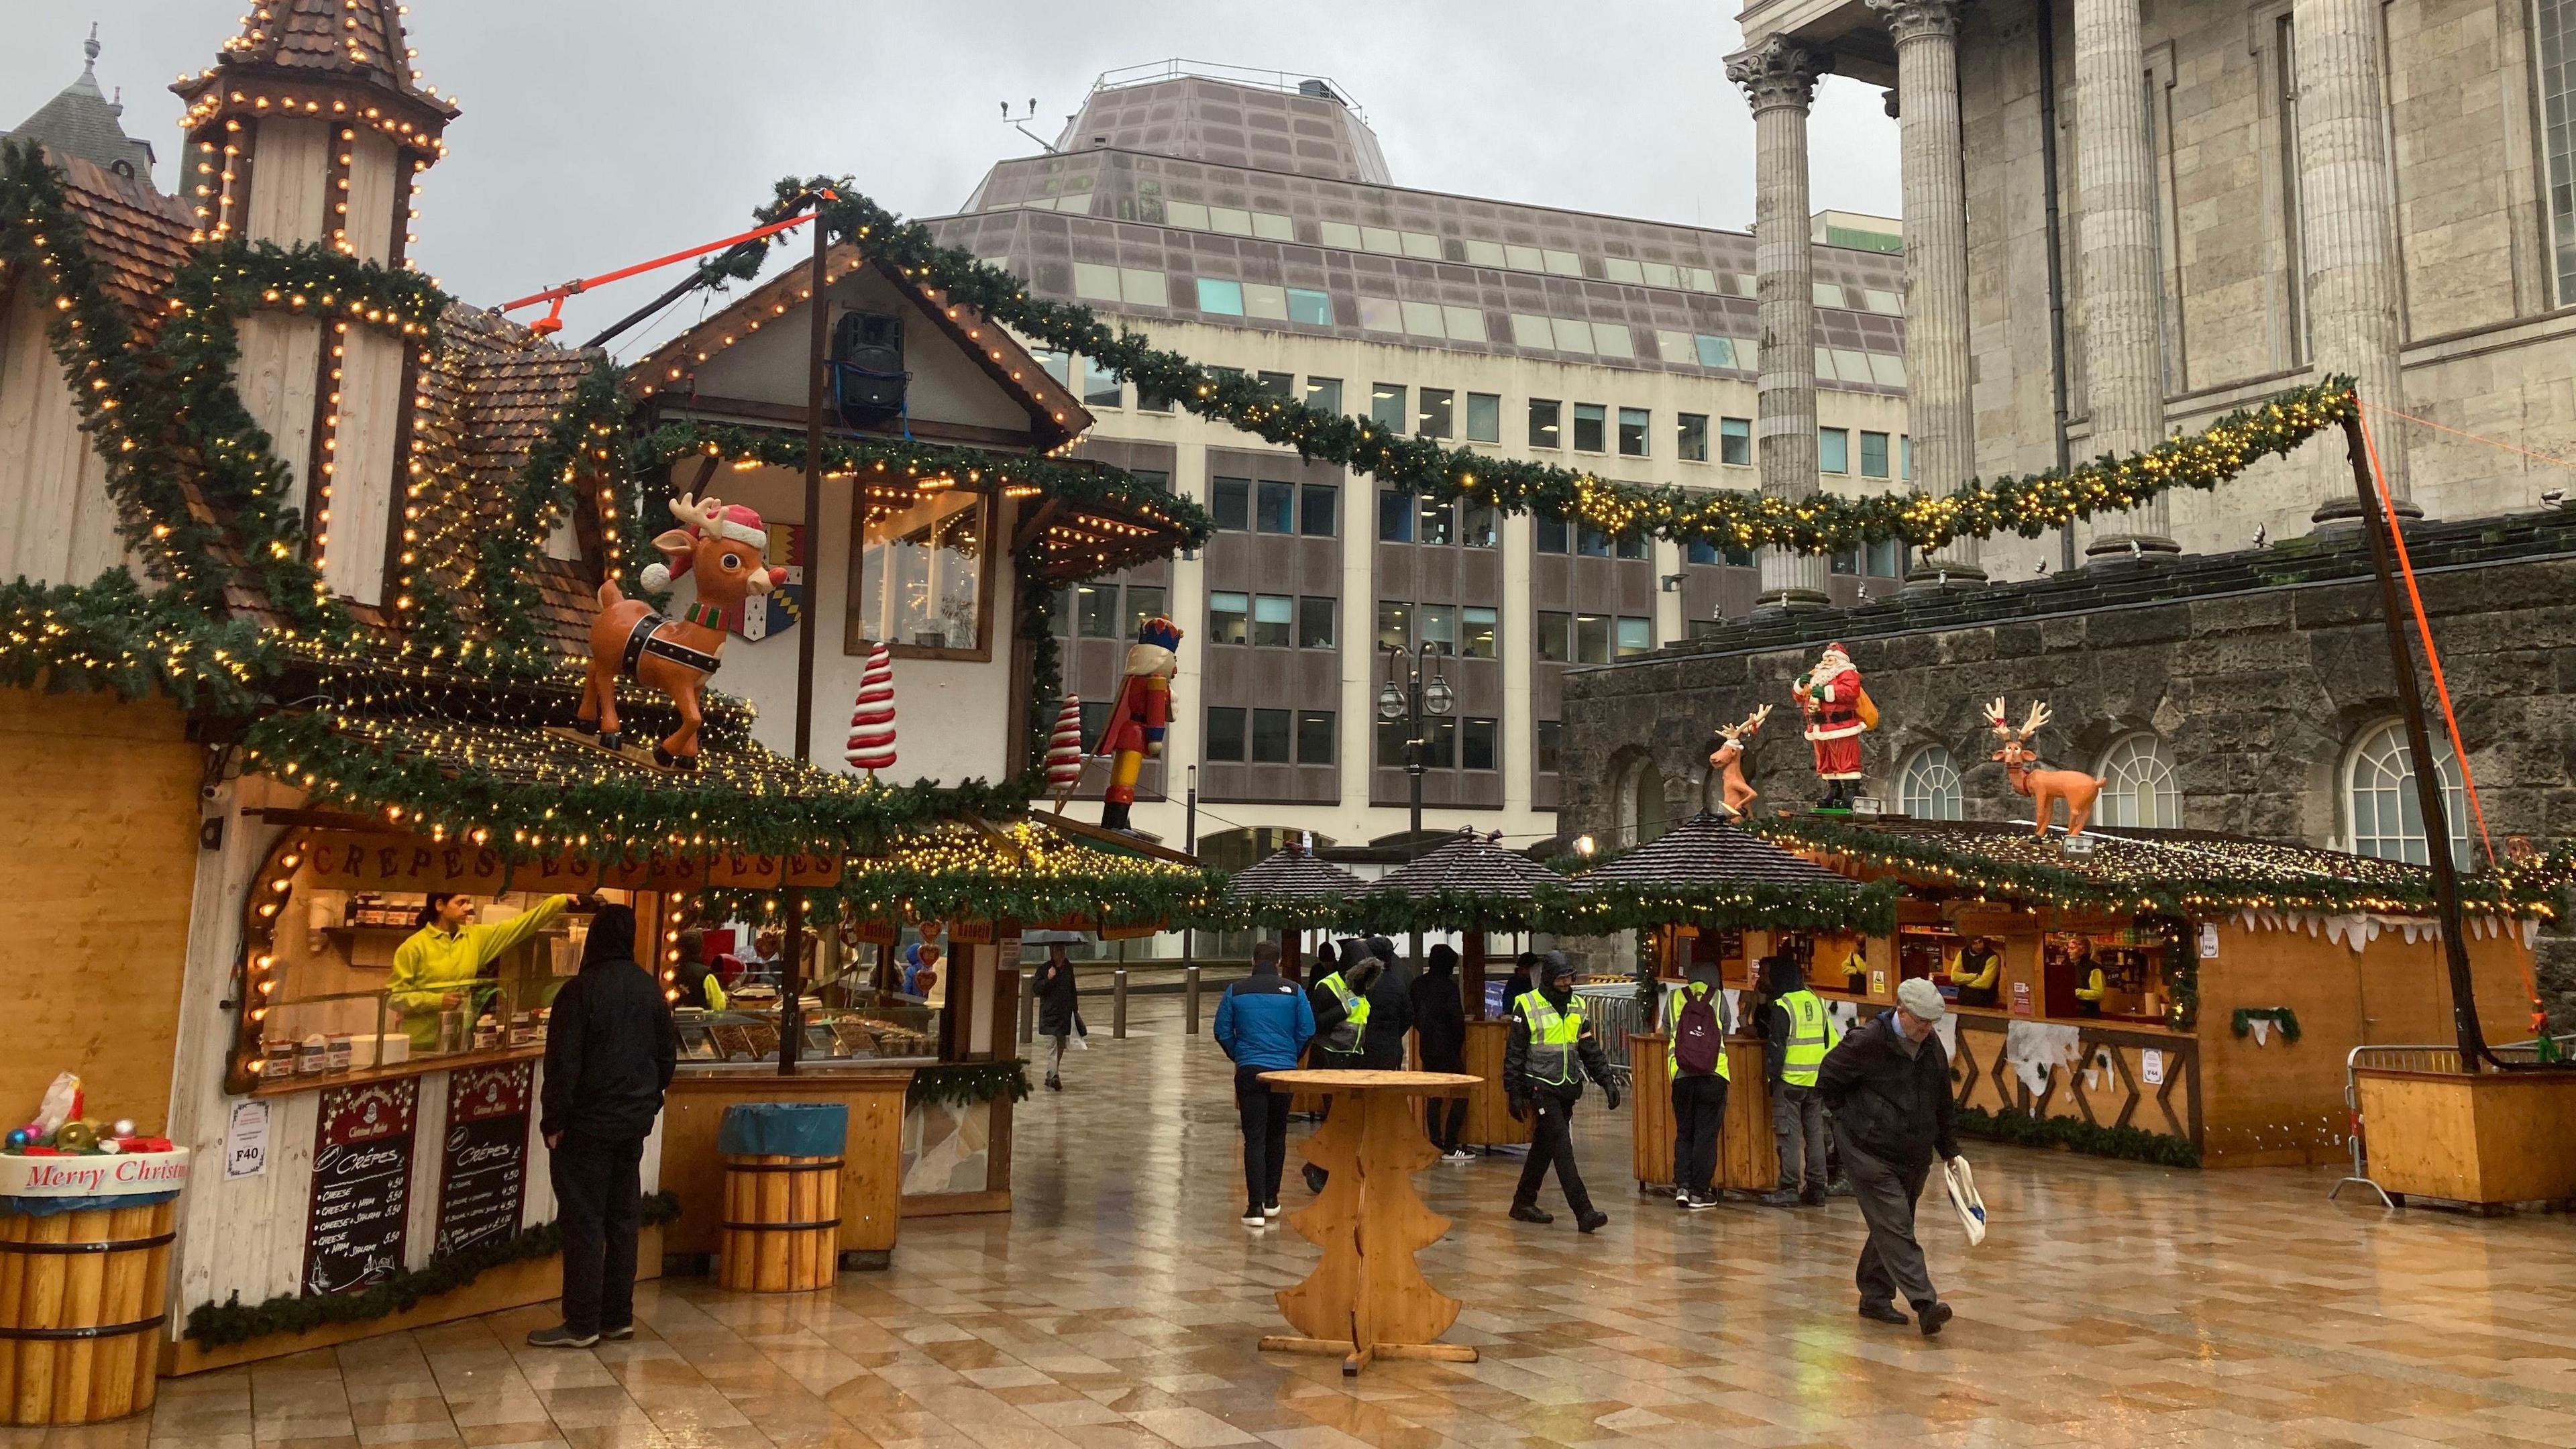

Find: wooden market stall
1373;829;1569;1150
1558;812;1896;1196
1750;816;2552;1169
1216;845;1373;1116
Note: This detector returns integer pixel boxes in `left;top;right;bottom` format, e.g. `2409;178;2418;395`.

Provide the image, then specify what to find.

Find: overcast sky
7;2;1900;357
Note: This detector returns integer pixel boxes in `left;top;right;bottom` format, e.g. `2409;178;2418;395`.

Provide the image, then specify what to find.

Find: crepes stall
1748;816;2552;1169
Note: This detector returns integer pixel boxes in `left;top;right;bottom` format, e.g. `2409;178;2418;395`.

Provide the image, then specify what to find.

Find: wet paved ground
18;997;2576;1449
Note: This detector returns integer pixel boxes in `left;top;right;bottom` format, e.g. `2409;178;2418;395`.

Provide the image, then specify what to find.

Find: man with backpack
1663;956;1730;1210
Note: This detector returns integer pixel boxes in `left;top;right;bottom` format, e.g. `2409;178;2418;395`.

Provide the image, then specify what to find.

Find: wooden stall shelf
718;1152;841;1293
1460;1020;1529;1148
2353;1067;2576;1210
660;1073;906;1267
1628;1036;1776;1195
0;1199;174;1426
1629;1033;1672;1192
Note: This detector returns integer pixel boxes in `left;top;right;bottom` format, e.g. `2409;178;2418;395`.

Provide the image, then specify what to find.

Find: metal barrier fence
1575;982;1652;1089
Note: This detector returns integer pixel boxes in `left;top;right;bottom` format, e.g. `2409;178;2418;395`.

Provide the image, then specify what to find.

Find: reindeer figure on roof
1985;698;2106;841
1706;704;1774;817
578;494;786;769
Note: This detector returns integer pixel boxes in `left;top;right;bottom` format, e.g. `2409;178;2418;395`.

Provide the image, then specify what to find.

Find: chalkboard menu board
435;1060;533;1256
304;1079;417;1297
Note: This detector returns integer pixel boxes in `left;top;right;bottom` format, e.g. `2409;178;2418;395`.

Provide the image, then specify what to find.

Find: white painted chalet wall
0;287;141;586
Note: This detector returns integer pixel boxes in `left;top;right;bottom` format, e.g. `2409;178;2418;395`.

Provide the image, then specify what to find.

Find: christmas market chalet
0;0;1201;1386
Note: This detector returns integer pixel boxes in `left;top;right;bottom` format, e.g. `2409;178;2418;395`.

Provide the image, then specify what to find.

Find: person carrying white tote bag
1943;1155;1989;1246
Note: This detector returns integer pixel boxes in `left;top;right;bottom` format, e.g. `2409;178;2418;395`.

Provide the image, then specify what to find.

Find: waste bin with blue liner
716;1102;846;1292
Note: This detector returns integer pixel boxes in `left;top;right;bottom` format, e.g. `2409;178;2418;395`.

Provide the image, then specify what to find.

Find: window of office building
1371;382;1406;433
1301;480;1338;536
1209;591;1250;645
1195;278;1244;315
1132;469;1171;494
1614;533;1647;561
1421;717;1459;769
1305;376;1343;413
1574;612;1612;663
1619;407;1650;457
1419;387;1455;438
1538;610;1572;661
1461;500;1499;549
1256;370;1294;398
1375;719;1414;769
1032;348;1073;390
1678;413;1709;462
1831;547;1860;576
1461;718;1499;771
1575;523;1611;558
1125;586;1167;637
1297;596;1336;649
1213;476;1250;531
1860;430;1890;478
1536;511;1569;553
1287;288;1334;325
1686;540;1754;567
1297;710;1336;765
1615;616;1652;657
1529;398;1562;447
1074;581;1118;637
1081;356;1120;408
1866;537;1902;578
1416;496;1454;545
1251;594;1293;647
1721;416;1752;466
1466;392;1501;443
1080;698;1110;751
1207;706;1246;761
1250;708;1293;764
1819;427;1850;474
1536;720;1563;774
1461;605;1497;658
1377;600;1413;652
1418;602;1457;655
1573;402;1607;452
1377;488;1413;542
1256;480;1294;534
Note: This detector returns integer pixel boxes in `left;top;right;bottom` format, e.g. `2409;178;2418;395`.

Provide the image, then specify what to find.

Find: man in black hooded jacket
529;904;676;1348
1502;952;1619;1232
1815;977;1961;1336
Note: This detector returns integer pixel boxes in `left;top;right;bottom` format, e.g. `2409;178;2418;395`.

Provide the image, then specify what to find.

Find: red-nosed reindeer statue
1706;704;1774;817
1984;697;2105;840
578;494;786;769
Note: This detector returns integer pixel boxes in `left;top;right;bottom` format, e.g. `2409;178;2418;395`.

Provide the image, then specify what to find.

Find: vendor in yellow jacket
390;892;572;1049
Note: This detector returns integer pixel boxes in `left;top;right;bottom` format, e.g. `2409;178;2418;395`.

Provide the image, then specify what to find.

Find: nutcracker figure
1790;641;1876;810
1096;616;1183;833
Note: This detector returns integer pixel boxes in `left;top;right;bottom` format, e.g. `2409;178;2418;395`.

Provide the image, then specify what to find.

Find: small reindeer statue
1985;697;2106;840
578;494;786;769
1706;704;1774;816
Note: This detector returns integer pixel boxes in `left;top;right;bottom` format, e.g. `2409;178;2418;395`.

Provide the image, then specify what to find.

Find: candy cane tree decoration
1044;695;1085;811
845;644;897;775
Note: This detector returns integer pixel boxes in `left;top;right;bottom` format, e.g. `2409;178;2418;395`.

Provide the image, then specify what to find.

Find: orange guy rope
496;189;840;335
2362;400;2576;475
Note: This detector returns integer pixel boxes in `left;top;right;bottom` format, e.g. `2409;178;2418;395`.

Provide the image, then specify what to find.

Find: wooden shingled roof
1222;844;1368;901
1379;828;1562;900
200;0;458;120
1579;811;1856;890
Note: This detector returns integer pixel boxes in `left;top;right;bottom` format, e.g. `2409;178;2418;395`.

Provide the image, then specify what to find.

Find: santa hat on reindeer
639;502;772;592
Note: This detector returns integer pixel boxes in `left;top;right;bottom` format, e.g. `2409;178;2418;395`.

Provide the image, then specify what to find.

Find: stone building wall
1560;530;2576;1022
1954;0;2576;583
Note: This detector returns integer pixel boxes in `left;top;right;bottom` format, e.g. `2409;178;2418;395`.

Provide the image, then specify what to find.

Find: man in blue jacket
1215;941;1316;1227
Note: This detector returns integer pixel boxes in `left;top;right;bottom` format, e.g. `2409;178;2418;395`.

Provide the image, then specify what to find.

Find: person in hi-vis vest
1760;955;1842;1205
1662;955;1731;1210
1503;953;1619;1232
1298;951;1381;1195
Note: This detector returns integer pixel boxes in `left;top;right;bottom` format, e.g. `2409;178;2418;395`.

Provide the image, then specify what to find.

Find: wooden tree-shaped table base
1256;1069;1482;1376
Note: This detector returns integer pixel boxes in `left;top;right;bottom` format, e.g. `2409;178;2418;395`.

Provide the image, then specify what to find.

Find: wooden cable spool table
1256;1069;1481;1376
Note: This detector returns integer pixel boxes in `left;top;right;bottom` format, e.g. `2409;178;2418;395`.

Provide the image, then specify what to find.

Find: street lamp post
1379;641;1454;973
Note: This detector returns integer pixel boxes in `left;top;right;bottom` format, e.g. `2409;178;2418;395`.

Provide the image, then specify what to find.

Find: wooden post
2343;413;2489;1069
1283;928;1304;984
780;193;833;1076
1462;929;1488;1021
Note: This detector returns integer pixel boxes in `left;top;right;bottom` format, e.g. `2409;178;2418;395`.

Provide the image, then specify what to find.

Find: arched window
2097;735;2182;827
1628;761;1669;846
2345;722;2469;866
1897;747;1962;820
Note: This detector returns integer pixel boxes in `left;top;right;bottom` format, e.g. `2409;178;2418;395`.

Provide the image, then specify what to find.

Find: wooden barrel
717;1154;840;1293
0;1199;176;1426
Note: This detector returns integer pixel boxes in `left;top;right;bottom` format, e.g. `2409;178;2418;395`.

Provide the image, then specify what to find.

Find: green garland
907;1059;1031;1109
1185;876;1898;937
183;1193;681;1347
1952;1106;2201;1168
2230;1006;2302;1043
696;176;2357;555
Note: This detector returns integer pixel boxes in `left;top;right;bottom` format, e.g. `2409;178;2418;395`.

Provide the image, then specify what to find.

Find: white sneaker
1443;1148;1476;1163
1241;1208;1267;1227
1263;1201;1283;1218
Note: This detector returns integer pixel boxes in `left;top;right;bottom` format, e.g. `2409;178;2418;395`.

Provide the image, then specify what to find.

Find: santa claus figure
1096;617;1183;833
1791;641;1876;810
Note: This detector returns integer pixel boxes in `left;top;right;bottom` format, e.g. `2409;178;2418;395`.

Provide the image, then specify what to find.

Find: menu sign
305;1079;417;1297
435;1061;533;1256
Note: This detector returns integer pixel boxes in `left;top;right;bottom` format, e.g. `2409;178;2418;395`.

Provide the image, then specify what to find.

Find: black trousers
1424;1095;1468;1152
551;1130;646;1335
1234;1065;1291;1209
1670;1074;1728;1197
1513;1089;1594;1216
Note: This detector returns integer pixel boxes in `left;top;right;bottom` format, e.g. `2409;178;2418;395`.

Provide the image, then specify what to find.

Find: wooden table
1256;1068;1482;1376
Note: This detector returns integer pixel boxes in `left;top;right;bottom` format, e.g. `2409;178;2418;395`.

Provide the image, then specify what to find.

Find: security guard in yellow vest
1299;951;1381;1194
1504;953;1618;1232
1663;959;1731;1210
1759;956;1842;1205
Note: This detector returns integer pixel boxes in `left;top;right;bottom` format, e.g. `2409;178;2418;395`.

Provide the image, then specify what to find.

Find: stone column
2072;0;2178;559
2295;0;2412;521
1869;0;1982;588
1727;38;1833;614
